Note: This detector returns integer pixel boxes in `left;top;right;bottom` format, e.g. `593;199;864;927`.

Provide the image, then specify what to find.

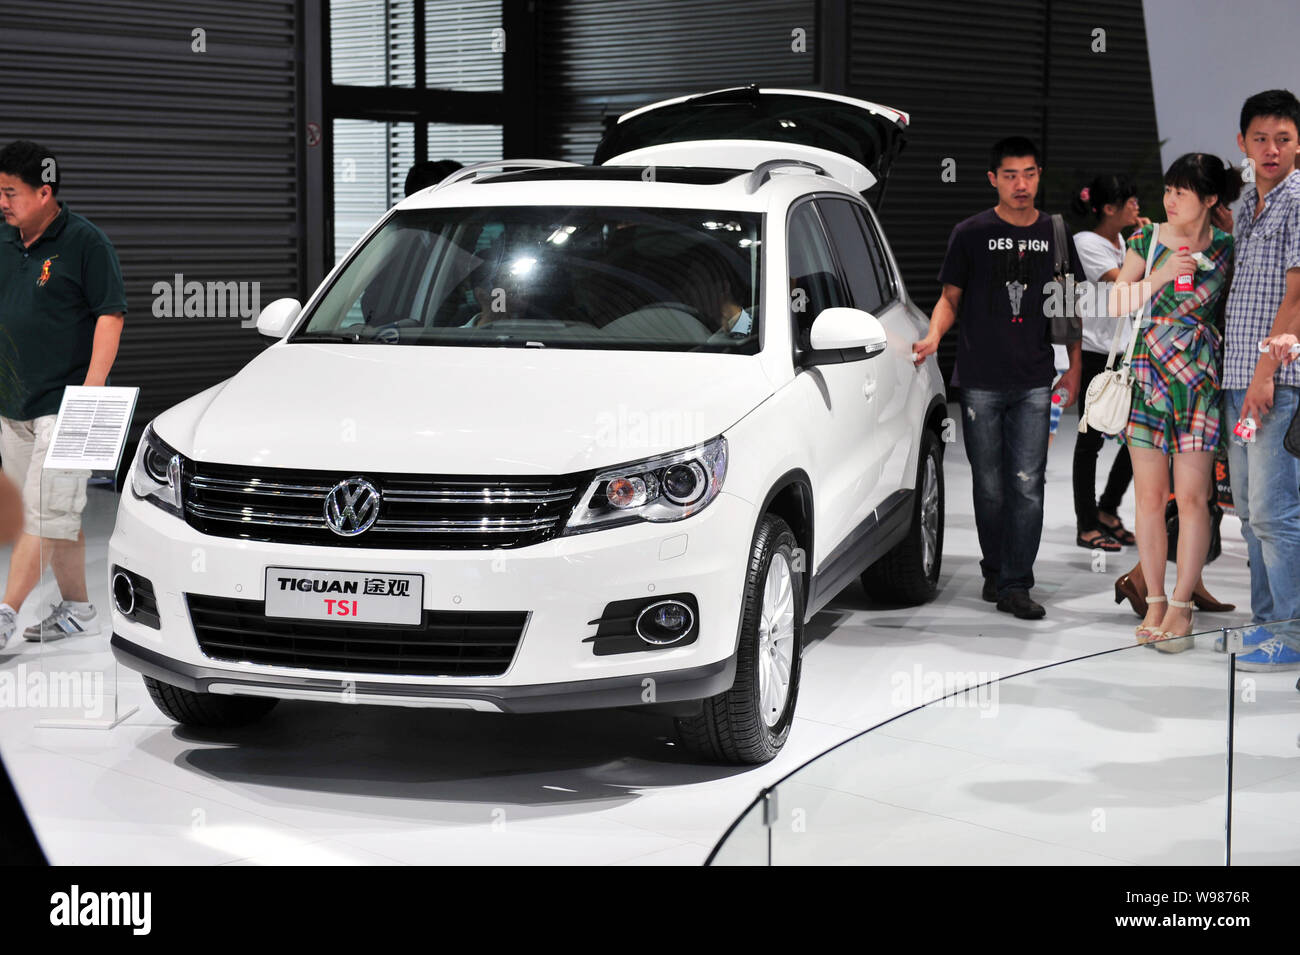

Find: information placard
41;385;140;473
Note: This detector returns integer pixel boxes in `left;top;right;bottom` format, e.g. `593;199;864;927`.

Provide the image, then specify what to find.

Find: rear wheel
862;429;944;605
676;514;803;764
144;676;278;728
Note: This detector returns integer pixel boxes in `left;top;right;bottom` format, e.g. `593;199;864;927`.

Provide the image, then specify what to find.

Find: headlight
565;436;727;533
130;424;185;517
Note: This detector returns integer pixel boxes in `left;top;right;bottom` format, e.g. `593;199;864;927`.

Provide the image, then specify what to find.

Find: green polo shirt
0;202;126;420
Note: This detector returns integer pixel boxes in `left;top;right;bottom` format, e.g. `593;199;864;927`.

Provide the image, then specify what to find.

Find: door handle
863;377;878;400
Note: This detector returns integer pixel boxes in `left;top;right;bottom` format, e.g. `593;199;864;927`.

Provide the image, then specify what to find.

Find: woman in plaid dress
1109;154;1243;650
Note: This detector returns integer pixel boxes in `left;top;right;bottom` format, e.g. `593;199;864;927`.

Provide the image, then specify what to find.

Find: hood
594;86;909;208
153;343;773;476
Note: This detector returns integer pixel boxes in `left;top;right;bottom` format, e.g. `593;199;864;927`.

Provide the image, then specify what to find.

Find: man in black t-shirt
914;137;1084;619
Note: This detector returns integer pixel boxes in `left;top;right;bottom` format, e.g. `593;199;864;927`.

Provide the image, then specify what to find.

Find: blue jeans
960;387;1051;597
1225;385;1300;649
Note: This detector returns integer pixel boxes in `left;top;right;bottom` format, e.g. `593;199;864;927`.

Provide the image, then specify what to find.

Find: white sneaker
0;606;17;648
22;602;100;642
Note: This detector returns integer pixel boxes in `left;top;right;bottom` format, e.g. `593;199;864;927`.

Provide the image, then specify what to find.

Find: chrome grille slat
383;489;576;504
190;476;333;495
369;518;558;532
184;463;582;549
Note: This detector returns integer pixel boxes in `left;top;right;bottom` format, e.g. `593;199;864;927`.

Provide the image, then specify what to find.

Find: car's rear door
595;86;908;209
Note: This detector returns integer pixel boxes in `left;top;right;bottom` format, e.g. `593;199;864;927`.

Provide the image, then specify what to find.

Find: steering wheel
370;318;422;343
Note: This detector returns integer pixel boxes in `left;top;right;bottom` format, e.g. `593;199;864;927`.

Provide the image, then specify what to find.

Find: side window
787;201;848;349
853;203;897;306
818;198;884;315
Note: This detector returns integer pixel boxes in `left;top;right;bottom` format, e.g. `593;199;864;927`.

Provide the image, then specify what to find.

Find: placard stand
33;386;139;730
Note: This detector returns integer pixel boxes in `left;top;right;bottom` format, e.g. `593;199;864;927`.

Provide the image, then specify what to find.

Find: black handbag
1048;214;1082;345
1165;496;1224;564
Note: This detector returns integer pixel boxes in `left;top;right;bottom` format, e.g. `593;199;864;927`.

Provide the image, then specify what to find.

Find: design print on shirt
990;238;1048;325
36;254;59;288
1007;275;1026;321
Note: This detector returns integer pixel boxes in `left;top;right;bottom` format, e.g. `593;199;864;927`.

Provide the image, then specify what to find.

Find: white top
1073;230;1131;356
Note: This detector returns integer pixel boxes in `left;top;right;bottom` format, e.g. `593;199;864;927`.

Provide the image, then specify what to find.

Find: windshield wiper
296;332;371;343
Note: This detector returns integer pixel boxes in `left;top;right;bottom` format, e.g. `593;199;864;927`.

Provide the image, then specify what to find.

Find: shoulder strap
1116;223;1159;370
1050;214;1069;278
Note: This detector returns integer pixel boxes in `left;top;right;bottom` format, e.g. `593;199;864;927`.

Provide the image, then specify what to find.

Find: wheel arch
924;393;950;444
748;469;814;646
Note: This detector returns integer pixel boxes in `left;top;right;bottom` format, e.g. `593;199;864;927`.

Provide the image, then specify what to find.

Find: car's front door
787;199;882;570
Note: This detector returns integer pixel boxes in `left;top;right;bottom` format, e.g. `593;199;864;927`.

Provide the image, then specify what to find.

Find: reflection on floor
0;407;1295;865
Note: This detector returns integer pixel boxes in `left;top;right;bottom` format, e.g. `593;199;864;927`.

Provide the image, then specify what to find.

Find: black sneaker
997;591;1046;619
982;578;997;603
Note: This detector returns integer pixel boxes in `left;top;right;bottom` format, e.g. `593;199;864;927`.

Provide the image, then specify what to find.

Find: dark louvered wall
536;0;819;162
1043;2;1167;226
0;1;300;445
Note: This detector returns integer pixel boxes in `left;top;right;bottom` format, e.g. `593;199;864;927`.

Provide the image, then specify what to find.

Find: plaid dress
1124;224;1234;454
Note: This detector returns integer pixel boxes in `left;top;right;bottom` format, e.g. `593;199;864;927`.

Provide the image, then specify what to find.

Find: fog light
636;599;695;645
112;571;136;616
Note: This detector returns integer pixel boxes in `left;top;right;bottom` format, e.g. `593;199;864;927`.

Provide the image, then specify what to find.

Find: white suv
109;88;947;764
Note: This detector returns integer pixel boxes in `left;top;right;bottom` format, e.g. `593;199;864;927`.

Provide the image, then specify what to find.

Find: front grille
187;594;527;677
182;461;584;549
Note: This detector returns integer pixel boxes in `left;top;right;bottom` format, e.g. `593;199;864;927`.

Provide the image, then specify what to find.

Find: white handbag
1078;223;1161;435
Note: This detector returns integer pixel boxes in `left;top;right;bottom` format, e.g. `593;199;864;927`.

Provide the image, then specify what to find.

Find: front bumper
112;633;735;713
109;483;755;711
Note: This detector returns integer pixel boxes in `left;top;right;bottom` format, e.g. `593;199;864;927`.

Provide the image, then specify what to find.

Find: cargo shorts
0;414;89;540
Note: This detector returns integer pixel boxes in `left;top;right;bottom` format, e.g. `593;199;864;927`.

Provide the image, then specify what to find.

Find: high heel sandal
1150;598;1196;654
1191;580;1235;613
1114;570;1147;617
1135;595;1166;644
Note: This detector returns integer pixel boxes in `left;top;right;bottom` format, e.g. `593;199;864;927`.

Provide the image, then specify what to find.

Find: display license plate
263;567;424;625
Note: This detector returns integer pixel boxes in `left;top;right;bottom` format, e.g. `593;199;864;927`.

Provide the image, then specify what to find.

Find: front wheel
861;428;944;605
676;514;804;764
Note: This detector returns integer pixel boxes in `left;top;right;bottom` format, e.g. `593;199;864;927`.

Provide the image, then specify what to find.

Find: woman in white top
1071;174;1143;551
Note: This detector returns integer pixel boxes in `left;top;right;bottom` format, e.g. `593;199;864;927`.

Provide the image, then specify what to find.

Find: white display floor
1;405;1295;865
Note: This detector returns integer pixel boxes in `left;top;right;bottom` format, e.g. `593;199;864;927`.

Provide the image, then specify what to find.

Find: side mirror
805;307;888;363
256;297;302;339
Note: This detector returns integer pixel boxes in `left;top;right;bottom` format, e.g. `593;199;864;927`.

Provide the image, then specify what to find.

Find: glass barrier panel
713;634;1234;865
706;793;770;866
1224;616;1300;865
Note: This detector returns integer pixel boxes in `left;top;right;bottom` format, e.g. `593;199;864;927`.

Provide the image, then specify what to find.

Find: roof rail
432;159;582;190
745;159;826;194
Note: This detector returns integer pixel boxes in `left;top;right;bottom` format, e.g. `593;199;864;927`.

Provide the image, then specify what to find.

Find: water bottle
1175;246;1194;295
1049;387;1069;443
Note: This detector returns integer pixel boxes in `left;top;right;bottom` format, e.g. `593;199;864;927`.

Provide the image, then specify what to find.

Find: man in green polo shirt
0;140;125;646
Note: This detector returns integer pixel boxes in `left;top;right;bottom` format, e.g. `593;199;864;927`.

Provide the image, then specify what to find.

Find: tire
144;675;278;728
676;514;804;764
862;428;944;605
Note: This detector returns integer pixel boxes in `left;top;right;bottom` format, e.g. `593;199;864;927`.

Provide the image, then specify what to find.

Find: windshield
293;205;762;353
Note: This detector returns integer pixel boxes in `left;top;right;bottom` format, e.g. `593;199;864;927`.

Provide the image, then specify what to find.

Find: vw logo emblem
324;477;380;536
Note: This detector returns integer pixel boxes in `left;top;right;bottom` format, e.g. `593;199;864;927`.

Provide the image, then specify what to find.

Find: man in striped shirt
1222;90;1300;671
